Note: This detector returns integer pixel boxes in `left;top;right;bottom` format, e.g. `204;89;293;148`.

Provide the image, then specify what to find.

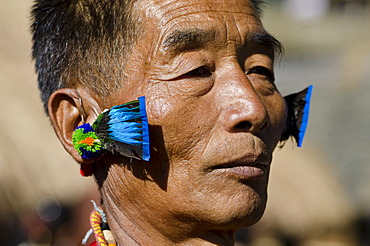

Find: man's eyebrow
252;32;284;58
162;28;217;53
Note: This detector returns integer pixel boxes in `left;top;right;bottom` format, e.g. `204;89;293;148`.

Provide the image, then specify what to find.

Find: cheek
168;101;216;161
265;93;287;144
147;92;173;124
147;86;216;162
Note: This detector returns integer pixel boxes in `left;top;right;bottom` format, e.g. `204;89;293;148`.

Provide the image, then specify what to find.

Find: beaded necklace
82;201;117;246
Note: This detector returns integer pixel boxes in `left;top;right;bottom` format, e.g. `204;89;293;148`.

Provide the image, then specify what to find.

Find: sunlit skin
72;0;286;245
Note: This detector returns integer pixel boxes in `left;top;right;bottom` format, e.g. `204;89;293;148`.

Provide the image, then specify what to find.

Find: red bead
80;163;93;176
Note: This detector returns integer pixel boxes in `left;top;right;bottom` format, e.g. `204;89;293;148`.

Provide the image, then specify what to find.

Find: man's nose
220;67;269;134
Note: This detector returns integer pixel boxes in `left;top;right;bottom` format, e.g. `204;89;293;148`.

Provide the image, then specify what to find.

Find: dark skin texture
49;0;287;245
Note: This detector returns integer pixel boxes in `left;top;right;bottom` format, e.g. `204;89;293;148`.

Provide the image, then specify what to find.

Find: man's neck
102;191;236;246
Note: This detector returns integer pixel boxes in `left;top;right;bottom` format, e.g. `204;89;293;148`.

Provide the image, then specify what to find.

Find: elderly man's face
105;0;286;232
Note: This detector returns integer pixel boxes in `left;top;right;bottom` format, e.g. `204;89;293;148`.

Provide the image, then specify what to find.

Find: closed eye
183;66;212;77
247;66;275;82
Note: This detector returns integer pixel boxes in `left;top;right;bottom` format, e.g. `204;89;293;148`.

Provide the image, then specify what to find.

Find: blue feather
139;96;150;161
95;96;150;161
297;85;313;147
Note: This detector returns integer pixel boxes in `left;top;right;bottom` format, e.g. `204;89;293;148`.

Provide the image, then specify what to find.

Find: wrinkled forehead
137;0;263;40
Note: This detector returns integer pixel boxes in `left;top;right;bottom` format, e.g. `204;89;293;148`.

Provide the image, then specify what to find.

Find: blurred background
0;0;369;245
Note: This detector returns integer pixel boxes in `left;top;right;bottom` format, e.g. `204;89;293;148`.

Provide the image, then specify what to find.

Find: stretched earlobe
48;88;101;166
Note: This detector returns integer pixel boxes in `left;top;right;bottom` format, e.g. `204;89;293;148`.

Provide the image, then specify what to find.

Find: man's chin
223;198;267;230
197;188;268;231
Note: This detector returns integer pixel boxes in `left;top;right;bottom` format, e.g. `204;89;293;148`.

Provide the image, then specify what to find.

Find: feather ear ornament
72;96;150;170
280;85;313;147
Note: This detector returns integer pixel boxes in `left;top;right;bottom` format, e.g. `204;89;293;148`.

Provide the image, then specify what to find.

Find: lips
209;154;271;180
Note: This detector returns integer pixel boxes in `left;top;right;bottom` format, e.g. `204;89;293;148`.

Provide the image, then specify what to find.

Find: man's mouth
209;154;271;180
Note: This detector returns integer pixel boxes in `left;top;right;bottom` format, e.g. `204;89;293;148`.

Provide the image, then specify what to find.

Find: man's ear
48;88;102;163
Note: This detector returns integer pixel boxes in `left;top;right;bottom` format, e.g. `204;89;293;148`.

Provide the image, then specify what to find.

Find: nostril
234;121;252;131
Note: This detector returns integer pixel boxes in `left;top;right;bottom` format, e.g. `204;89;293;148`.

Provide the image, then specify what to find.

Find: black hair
251;0;266;17
31;0;139;114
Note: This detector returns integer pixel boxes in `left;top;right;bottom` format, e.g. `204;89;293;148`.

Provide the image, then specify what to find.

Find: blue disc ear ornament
280;85;313;147
72;96;150;162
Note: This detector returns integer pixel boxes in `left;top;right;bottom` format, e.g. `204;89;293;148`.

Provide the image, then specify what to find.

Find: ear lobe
48;88;100;164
